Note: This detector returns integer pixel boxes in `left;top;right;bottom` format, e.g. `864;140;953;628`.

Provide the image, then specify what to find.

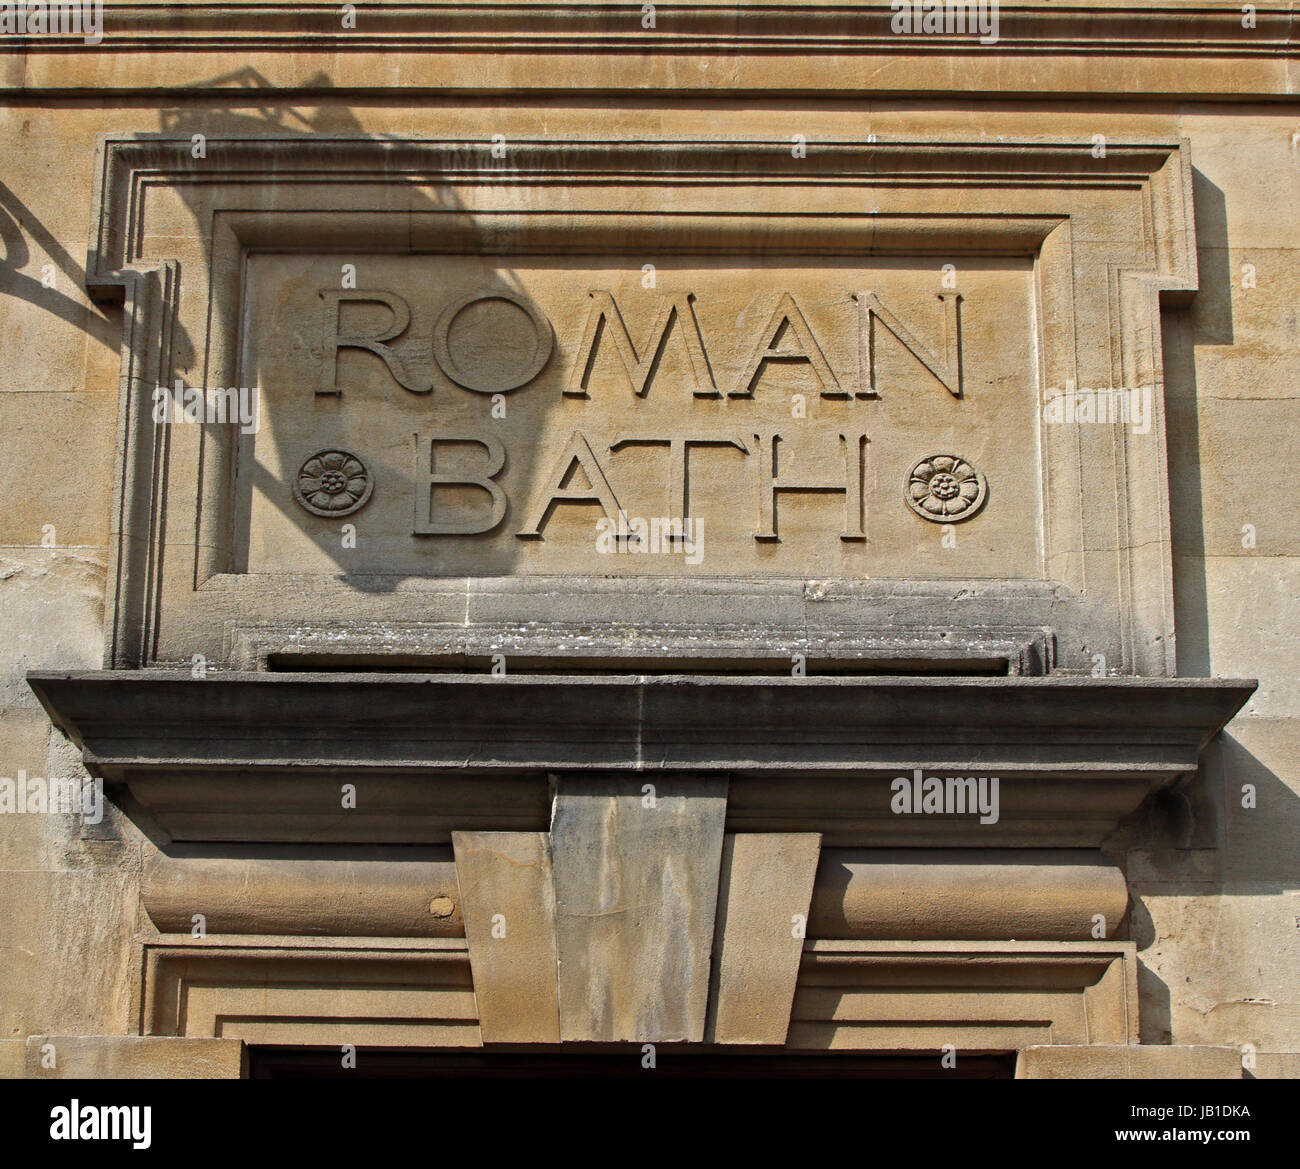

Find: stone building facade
1;2;1296;1079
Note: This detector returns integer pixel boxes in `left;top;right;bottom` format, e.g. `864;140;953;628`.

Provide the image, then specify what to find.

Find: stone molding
136;936;480;1047
808;849;1129;941
128;933;1139;1055
790;940;1139;1050
136;846;1128;942
140;847;462;937
5;4;1298;98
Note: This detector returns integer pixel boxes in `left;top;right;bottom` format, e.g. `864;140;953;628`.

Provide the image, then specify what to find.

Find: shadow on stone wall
1164;167;1232;678
155;68;548;595
1119;731;1299;1048
0;179;124;352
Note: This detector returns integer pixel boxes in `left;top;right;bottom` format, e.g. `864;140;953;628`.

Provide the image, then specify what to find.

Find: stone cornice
28;670;1256;846
5;4;1297;56
86;130;1197;295
2;4;1296;97
30;670;1255;776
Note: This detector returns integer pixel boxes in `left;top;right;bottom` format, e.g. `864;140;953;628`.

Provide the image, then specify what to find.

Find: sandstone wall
1;8;1296;1075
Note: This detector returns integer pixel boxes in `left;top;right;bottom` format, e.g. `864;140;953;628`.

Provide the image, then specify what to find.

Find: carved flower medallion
905;455;988;522
292;449;373;518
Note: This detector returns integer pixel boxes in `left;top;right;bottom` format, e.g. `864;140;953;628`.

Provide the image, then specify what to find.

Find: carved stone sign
87;137;1195;674
245;256;1032;578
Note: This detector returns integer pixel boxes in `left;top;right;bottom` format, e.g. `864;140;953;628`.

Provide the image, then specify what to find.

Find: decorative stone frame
90;134;1196;676
129;934;1138;1054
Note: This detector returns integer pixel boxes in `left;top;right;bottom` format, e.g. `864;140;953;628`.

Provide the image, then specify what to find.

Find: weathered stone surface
0;394;116;548
1201;557;1300;718
64;134;1197;679
25;1036;247;1079
551;775;727;1043
1015;1044;1242;1080
1253;1052;1300;1079
0;1040;26;1079
0;866;140;1049
243;252;1037;582
452;831;560;1043
706;833;821;1044
0;551;104;709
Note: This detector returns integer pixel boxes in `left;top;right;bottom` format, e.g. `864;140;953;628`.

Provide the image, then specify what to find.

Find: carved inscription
243;255;1039;578
320;287;965;543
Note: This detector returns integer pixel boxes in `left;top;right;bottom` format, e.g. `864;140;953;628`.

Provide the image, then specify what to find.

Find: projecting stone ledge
27;671;1255;847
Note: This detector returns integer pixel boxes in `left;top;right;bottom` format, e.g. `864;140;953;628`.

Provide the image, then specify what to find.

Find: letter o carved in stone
431;290;554;394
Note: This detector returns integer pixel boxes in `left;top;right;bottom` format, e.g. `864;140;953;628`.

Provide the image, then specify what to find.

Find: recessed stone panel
239;254;1038;581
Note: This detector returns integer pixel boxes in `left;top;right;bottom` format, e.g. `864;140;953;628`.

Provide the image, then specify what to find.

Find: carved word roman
321;288;963;400
325;287;967;543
